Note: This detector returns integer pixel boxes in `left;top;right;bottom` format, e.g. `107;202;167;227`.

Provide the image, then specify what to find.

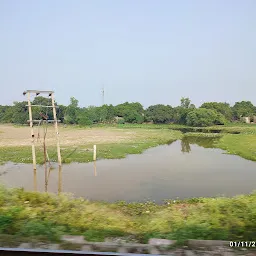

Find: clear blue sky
0;0;255;108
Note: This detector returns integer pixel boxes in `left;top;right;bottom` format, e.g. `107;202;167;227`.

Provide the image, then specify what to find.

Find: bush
123;111;144;124
0;215;14;233
186;108;227;127
117;118;125;124
18;220;65;241
77;116;93;126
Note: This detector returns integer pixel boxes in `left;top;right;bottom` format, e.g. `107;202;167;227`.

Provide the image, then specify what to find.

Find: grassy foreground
0;186;255;244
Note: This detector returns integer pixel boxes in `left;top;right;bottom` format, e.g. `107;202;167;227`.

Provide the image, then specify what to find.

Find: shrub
18;220;65;241
117;118;125;124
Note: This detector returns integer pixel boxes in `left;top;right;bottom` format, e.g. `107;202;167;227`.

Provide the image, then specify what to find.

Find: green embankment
215;134;256;161
0;186;255;244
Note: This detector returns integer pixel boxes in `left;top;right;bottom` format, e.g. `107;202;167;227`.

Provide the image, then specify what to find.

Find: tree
77;109;93;126
115;102;143;117
200;102;232;121
97;104;115;123
64;97;79;124
186;108;227;127
0;106;13;123
114;102;144;123
12;101;28;124
105;104;115;123
57;105;67;123
32;96;54;121
32;96;52;106
124;110;144;123
145;104;174;124
173;97;195;124
173;107;193;124
232;101;256;120
180;97;191;108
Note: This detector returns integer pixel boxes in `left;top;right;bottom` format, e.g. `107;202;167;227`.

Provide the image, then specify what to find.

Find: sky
0;0;255;108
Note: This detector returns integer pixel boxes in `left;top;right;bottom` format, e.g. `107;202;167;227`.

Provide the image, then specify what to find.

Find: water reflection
181;138;191;153
94;161;97;176
58;166;62;194
180;136;217;153
33;169;37;191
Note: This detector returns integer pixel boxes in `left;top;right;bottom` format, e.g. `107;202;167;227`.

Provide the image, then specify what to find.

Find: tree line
0;96;256;127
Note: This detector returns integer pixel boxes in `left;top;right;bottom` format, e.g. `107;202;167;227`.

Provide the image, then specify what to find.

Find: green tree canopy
114;102;144;124
186;108;227;127
232;101;256;120
145;104;174;124
0;106;13;123
64;97;79;124
200;102;232;121
180;97;191;108
12;101;28;124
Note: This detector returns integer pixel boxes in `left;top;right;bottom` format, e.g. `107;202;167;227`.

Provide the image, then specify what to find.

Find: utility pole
27;92;37;191
23;90;62;193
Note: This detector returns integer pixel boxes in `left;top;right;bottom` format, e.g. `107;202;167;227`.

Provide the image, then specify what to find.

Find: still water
0;138;255;203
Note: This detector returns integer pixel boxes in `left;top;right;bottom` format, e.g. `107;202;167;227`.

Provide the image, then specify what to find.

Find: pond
0;137;255;204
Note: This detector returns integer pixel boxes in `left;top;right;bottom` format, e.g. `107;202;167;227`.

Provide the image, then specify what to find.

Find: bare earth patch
0;125;137;147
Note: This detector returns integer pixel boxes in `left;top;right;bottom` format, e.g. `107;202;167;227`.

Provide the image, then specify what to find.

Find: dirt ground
0;124;137;147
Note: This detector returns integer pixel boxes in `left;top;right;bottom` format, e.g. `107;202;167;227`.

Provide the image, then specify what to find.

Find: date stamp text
230;241;255;247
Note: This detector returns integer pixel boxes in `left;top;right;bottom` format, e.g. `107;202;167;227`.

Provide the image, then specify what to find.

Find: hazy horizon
1;0;256;108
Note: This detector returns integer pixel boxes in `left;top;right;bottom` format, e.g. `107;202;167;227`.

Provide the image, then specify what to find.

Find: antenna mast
101;86;105;106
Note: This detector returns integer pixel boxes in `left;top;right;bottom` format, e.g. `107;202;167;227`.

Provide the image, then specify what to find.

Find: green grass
0;129;182;164
215;134;256;161
0;186;255;244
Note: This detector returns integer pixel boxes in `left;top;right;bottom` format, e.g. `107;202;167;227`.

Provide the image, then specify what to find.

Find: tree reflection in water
181;138;191;153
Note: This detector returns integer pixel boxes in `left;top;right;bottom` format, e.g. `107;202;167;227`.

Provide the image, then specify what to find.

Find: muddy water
0;138;255;203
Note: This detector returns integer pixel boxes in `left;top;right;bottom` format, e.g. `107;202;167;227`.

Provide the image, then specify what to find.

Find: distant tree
87;106;101;123
124;110;144;124
32;96;52;106
64;97;79;124
180;97;191;108
32;96;55;121
57;105;67;123
0;106;13;123
114;102;144;123
98;104;115;123
200;102;232;121
173;107;194;124
12;101;28;124
77;108;93;126
186;108;227;127
145;104;174;124
105;104;115;122
232;101;256;120
115;102;143;116
172;97;195;124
